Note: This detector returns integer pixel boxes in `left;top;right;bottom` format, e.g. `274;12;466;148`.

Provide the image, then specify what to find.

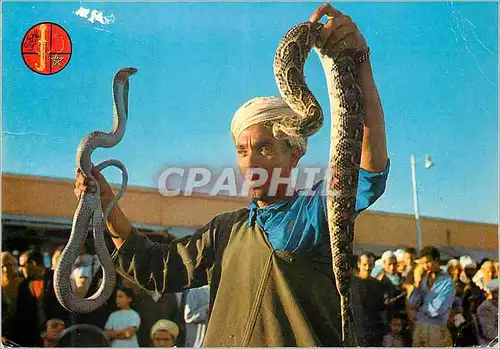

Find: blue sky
2;2;498;224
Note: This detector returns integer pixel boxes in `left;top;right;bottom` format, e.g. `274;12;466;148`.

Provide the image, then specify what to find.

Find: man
75;3;389;346
406;247;455;347
151;319;179;348
394;249;406;276
350;252;386;346
474;259;494;292
1;252;22;345
477;279;499;346
402;247;416;278
445;259;467;345
459;256;484;305
12;249;68;346
374;251;401;287
372;251;406;338
453;256;482;346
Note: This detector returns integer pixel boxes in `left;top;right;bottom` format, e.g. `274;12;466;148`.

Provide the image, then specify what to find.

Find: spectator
452;256;482;346
406;246;455;347
477;279;498;346
374;251;405;325
373;251;401;287
1;251;22;343
403;247;416;278
12;249;68;346
350;252;386;347
51;246;65;271
473;259;494;292
445;259;465;345
446;258;465;298
41;318;65;347
183;285;210;347
394;249;406;276
382;315;405;347
105;287;141;347
459;256;484;305
70;248;112;330
70;251;100;297
151;319;179;347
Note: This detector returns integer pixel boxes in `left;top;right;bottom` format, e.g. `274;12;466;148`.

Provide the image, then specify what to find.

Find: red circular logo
21;22;72;75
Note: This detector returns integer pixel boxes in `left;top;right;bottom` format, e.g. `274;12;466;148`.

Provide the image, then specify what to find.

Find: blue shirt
248;160;390;254
408;272;456;326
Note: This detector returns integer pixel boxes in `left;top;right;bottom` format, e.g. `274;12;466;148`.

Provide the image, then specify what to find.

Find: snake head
114;67;138;84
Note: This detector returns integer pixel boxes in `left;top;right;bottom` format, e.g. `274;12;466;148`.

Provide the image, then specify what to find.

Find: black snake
274;22;364;345
53;68;137;313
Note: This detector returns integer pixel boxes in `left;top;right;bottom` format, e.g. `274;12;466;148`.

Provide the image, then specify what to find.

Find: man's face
384;257;397;275
73;268;90;289
396;261;406;274
152;329;175;348
404;252;415;267
357;255;374;278
482;262;494;281
1;255;16;279
419;256;439;273
51;250;62;270
18;254;38;279
448;265;461;280
464;266;476;280
236;125;299;202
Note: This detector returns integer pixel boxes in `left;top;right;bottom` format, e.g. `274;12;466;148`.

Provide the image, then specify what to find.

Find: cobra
274;22;364;345
54;67;138;313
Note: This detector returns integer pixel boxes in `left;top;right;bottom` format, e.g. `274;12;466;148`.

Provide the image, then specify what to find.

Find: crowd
1;244;498;347
1;246;210;348
351;246;499;347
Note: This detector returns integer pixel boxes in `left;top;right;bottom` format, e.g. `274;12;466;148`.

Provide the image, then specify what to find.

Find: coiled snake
54;67;137;313
274;22;364;345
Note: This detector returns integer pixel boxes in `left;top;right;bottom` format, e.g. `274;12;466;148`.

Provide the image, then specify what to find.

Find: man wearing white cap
459;256;483;304
373;251;401;287
374;251;406;335
151;319;179;348
74;3;389;346
394;249;406;276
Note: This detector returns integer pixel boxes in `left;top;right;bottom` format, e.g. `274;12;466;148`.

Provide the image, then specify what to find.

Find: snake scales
54;68;137;313
274;22;364;345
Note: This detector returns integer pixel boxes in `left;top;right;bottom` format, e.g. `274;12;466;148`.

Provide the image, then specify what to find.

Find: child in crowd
41;318;65;347
105;287;141;347
383;315;405;347
151;319;179;347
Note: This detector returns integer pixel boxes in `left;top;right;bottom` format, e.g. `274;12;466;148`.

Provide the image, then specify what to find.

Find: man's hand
105;329;117;339
413;264;425;287
310;3;368;58
74;165;132;244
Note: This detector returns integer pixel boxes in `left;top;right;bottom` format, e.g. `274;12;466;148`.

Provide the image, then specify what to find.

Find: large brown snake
274;22;364;345
54;68;137;313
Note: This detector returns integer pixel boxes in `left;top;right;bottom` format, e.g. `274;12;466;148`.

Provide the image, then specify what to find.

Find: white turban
381;250;395;262
150;319;179;340
231;96;308;155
